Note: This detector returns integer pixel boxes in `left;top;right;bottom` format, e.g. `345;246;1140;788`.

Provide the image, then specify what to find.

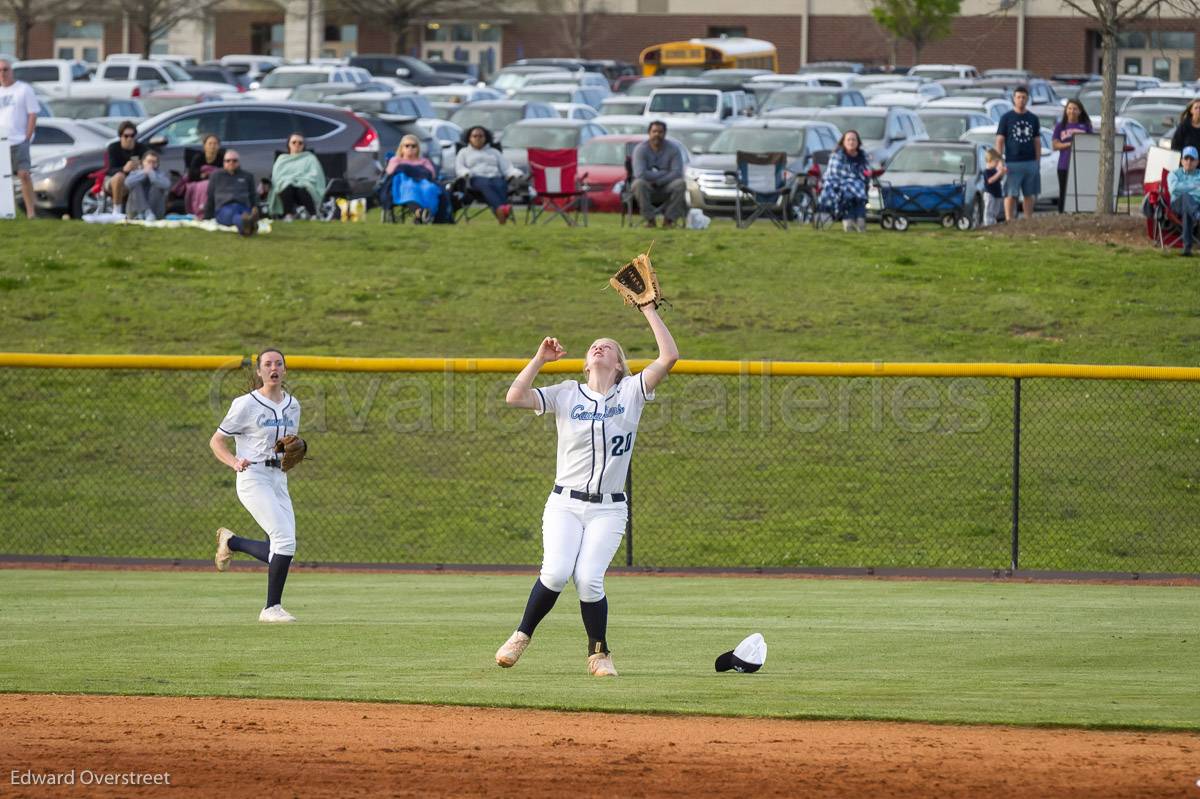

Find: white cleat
495;631;531;667
258;605;297;623
587;652;618;677
215;528;234;572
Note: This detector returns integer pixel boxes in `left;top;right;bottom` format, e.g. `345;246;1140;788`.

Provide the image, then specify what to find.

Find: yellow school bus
639;37;778;76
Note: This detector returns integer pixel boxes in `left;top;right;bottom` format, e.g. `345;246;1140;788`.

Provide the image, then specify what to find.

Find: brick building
3;0;1195;82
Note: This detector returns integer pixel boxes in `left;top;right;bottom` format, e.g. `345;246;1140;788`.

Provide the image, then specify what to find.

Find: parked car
921;95;1013;124
424;60;480;82
599;96;648;115
448;100;558;142
816;106;929;167
217;55;282;83
1121;103;1185;138
95;57;230;94
861;79;946;99
960;125;1060;206
967;78;1063;107
684;119;841;214
511;84;606;109
185;64;249;91
623;76;714;97
645;89;748;120
1120;88;1200;113
488;65;565;95
865;92;927;109
760;87;866;113
791;72;858;88
140;91;233;116
29;118;114;162
13;59;148;99
510;57;637;87
333;91;438;119
417;85;504;105
552;103;599;120
349;54;464;86
916;109;993;141
1077;87;1135;118
982;69;1035;80
414;118;463;178
246;65;373;100
44;97;146;121
907;64;980;80
594;114;659;135
798;61;866;74
29;101;382;218
495;117;609;173
867;140;987;225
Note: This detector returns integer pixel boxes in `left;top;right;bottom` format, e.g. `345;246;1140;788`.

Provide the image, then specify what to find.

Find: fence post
1010;377;1022;571
625;463;634;566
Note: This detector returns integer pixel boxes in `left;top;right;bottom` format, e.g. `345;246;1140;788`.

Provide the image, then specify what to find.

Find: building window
1181;58;1195;82
707;26;746;38
1116;31;1146;48
55;20;103;39
251;22;285;56
1152;57;1170;81
1123;57;1141;75
1151;31;1194;50
0;22;14;56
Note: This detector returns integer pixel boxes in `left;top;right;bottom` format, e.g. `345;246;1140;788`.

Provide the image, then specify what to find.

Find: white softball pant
539;492;626;602
235;464;296;557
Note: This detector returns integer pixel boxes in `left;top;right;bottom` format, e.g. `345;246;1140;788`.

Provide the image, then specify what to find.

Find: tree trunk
392;26;406;56
1097;16;1118;215
18;15;33;60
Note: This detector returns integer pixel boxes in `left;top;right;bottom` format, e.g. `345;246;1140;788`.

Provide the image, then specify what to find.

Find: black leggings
279;185;317;216
1057;169;1069;213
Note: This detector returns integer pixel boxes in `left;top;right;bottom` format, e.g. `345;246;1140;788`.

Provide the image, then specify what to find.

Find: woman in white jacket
454;125;523;223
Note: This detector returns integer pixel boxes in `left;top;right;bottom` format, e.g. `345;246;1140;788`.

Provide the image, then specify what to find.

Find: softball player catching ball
495;304;679;676
209;348;302;622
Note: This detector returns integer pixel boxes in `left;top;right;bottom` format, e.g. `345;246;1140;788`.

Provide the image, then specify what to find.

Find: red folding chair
526;148;588;226
1146;167;1188;250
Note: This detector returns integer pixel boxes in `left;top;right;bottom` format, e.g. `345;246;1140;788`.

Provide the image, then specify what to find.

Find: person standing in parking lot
995;86;1041;222
631;120;686;228
204;149;260;236
1051;100;1092;213
0;56;38;219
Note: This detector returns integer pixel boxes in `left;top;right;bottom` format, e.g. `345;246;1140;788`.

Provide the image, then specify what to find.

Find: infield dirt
2;694;1196;798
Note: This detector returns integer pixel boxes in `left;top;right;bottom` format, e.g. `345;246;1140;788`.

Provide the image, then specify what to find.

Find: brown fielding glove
274;434;307;472
609;251;664;309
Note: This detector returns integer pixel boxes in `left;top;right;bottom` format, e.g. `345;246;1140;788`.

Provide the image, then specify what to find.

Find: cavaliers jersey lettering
535;374;653;495
217;390;301;463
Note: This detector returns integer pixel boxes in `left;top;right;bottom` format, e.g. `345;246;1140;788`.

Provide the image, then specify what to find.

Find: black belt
553;485;626;503
259;459;281;469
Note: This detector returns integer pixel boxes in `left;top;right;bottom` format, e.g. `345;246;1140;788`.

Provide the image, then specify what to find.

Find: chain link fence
2;358;1198;574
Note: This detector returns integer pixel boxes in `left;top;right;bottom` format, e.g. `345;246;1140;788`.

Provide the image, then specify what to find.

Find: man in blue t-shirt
994;86;1041;222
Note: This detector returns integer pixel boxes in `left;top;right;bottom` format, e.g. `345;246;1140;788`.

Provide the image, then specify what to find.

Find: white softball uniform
217;390;301;557
533;374;653;600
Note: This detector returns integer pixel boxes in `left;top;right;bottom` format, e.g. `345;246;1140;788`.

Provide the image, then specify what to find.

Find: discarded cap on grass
715;633;767;673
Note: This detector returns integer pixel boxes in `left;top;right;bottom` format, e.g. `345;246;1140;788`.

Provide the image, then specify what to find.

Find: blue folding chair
726;151;792;230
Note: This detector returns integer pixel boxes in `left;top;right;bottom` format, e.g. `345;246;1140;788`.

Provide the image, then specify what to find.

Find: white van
644;88;748;121
907;64;980;80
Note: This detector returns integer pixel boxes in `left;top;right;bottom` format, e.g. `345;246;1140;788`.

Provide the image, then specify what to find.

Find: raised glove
274;434;307;473
609;251;664;309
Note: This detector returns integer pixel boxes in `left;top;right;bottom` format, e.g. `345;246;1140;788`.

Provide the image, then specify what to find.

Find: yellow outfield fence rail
1;353;1199;575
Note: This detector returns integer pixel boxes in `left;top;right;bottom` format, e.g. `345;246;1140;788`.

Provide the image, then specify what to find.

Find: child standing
982;149;1006;227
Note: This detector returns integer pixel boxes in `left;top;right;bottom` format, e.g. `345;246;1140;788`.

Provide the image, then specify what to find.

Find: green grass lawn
0;569;1194;730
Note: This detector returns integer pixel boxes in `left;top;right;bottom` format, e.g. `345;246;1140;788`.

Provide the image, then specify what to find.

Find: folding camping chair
727;151;792;230
525;147;588;226
1145;167;1198;251
269;150;352;219
619;141;670;227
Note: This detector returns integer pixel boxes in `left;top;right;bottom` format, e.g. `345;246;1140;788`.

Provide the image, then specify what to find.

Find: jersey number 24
610;433;634;456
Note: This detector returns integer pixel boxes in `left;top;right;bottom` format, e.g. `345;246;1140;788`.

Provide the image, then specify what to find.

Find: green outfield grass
0;570;1195;729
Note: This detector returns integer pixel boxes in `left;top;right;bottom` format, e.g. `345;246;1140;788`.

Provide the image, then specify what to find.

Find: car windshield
261;70;329;89
647;93;718;114
820;114;886;140
596;120;645;135
920;116;973;140
341;98;389;113
1124;108;1181;136
491;72;531;91
512;90;573;103
579;139;629;166
674;128;721;152
910;69;960;80
46;99;108;119
1080;90;1131;117
291;85;348;101
762;91;838;111
602;99;645;112
500;125;581;148
142;96;201;115
709;128;804;155
888;146;974;174
451;107;523;131
163;63;192;81
1124;95;1195;109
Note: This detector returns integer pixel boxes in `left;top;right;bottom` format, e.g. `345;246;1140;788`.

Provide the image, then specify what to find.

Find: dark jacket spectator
1171;100;1200;154
204;149;259;235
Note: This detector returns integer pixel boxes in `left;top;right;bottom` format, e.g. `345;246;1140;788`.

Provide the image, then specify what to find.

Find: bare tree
868;0;962;64
1;0;79;59
100;0;224;57
1056;0;1200;213
332;0;488;54
535;0;606;58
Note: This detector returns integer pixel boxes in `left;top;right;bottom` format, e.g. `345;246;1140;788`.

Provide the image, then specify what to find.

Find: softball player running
209;348;302;622
495;304;679;676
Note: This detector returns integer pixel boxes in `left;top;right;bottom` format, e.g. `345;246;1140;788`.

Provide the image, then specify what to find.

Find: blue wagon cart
877;173;973;232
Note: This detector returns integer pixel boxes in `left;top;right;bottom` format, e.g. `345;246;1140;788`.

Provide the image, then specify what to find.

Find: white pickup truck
13;59;153;99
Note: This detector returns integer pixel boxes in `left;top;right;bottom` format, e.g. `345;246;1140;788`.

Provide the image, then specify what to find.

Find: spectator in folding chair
455;125;523;224
1167;146;1200;257
382;134;448;223
266;133;325;221
124;150;171;220
728;151;792;229
104;120;149;217
526;148;588;226
631;120;685;228
819;130;870;232
179;134;224;219
204;149;260;236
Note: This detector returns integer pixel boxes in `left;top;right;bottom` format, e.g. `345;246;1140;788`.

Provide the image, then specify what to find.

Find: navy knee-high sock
517;579;560;636
229;535;270;564
579;597;609;655
265;553;292;608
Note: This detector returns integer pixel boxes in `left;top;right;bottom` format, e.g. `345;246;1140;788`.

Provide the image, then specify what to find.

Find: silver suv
29;101;382;218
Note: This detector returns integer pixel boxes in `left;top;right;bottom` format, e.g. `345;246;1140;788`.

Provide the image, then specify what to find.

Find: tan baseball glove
609;251;664;309
274;434;307;472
